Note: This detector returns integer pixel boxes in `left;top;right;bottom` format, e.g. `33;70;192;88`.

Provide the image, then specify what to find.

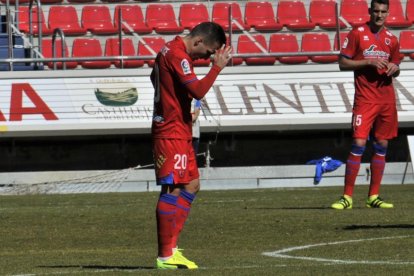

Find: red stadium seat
105;38;144;68
226;35;243;66
277;0;316;31
179;3;210;30
212;2;250;31
39;0;63;3
146;4;184;34
385;0;412;28
48;6;87;35
244;1;282;32
42;39;78;69
301;33;338;63
333;31;349;51
269;33;308;64
137;37;166;67
114;5;152;34
0;0;29;3
81;5;118;35
309;0;346;29
18;6;52;36
399;31;414;59
67;0;95;2
340;0;370;27
407;0;414;23
72;38;111;69
237;34;276;65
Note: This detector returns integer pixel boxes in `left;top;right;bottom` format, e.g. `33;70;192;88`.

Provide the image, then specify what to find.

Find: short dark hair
189;22;226;47
371;0;389;9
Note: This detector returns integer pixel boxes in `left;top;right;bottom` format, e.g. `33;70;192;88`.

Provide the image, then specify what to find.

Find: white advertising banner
0;70;413;137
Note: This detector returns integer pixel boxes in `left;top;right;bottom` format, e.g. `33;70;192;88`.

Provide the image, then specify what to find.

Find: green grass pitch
0;184;413;275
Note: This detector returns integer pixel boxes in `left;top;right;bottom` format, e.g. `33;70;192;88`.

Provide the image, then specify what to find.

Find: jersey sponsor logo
363;44;389;59
363;35;369;41
358;26;365;32
342;37;349;48
181;59;191;75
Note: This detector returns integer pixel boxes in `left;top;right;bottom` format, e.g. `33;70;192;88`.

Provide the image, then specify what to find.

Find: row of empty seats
16;0;414;37
41;30;414;70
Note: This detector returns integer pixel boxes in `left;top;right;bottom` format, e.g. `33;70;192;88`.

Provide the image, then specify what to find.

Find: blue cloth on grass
306;156;343;185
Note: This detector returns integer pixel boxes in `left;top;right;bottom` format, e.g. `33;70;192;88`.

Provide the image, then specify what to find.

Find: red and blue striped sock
156;193;178;258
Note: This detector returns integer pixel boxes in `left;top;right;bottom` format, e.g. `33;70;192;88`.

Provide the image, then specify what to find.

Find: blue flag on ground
306;156;343;185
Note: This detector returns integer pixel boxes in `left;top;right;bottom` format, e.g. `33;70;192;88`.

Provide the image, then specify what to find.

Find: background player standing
151;22;231;269
332;0;401;210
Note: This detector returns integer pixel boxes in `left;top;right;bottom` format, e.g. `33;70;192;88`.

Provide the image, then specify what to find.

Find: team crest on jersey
181;59;191;75
385;38;391;45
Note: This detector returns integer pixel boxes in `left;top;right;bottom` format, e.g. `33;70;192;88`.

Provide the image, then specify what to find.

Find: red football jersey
151;36;199;140
340;24;400;104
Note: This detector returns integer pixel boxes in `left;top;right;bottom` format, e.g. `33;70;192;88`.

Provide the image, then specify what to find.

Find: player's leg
366;104;397;208
332;103;374;210
170;140;199;268
154;139;199;269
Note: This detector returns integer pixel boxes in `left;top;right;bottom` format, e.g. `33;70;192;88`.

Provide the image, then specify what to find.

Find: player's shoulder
383;28;398;41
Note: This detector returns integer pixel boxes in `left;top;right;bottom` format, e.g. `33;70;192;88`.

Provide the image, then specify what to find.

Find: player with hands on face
151;22;231;269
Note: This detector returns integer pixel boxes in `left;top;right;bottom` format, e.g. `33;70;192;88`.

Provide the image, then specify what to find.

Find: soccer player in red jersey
151;22;232;269
331;0;401;210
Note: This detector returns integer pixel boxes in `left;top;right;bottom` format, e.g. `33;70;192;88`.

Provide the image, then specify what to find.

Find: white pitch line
263;235;414;265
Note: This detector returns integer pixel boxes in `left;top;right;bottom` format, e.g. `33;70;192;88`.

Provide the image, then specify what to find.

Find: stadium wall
0;63;414;171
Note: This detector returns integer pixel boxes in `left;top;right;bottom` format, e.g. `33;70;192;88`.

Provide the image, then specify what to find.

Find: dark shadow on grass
38;265;155;270
344;224;414;230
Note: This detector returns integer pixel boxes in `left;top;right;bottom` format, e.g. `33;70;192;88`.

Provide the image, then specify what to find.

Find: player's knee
373;143;387;156
351;144;366;156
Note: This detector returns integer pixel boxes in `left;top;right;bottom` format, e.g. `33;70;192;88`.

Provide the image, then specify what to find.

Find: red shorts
152;138;199;185
351;102;398;140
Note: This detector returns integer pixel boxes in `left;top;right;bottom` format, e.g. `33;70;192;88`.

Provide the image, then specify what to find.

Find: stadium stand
137;36;165;67
244;1;283;32
42;38;78;69
269;33;309;64
179;3;210;31
18;6;52;35
81;5;118;35
277;0;316;31
72;38;111;69
301;32;339;63
237;34;276;65
340;0;370;27
0;0;413;71
399;30;414;59
212;2;250;32
385;0;412;28
113;5;152;34
408;0;414;23
145;3;184;34
309;0;346;29
105;37;144;68
48;6;87;35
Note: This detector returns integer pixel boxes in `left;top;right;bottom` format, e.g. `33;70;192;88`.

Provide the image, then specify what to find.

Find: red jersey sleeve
168;51;221;100
340;28;359;59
